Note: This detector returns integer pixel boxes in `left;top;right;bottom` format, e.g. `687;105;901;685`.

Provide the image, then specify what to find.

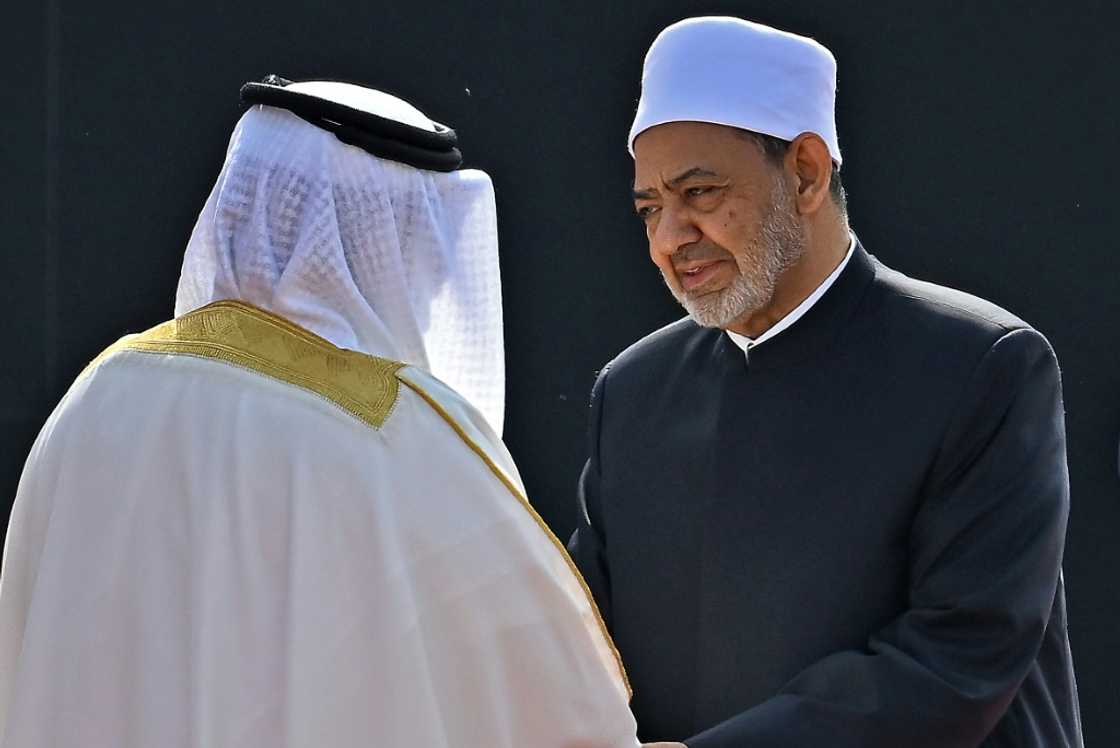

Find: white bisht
0;98;637;748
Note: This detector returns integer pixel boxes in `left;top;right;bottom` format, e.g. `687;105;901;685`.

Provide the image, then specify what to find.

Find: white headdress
628;16;842;165
175;83;505;433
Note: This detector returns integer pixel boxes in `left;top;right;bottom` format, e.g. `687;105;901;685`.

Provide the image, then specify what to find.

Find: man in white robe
0;79;639;748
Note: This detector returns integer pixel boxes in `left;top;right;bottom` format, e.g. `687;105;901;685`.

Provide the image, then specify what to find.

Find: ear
786;133;833;215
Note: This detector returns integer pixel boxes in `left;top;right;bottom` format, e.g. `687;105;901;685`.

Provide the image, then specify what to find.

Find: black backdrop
4;1;1118;743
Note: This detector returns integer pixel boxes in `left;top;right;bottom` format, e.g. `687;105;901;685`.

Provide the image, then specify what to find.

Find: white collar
726;233;856;356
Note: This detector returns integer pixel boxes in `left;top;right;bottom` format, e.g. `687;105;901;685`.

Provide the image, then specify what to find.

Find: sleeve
687;328;1071;748
568;366;613;631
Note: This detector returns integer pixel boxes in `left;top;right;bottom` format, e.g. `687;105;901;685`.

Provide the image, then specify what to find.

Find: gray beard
669;177;807;329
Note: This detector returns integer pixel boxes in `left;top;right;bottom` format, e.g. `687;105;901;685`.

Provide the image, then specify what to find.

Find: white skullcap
628;16;842;165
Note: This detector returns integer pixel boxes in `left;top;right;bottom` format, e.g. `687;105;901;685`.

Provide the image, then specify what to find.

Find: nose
649;203;702;261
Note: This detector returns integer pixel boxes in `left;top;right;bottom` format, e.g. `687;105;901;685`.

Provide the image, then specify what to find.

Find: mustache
671;243;734;269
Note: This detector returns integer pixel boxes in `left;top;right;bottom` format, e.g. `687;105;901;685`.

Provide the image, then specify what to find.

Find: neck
726;218;850;338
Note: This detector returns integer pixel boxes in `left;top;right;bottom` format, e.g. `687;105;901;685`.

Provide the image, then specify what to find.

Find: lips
676;260;727;292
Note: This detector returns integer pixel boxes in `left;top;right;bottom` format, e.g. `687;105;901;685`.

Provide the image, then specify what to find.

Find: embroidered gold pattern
88;300;403;429
397;374;633;699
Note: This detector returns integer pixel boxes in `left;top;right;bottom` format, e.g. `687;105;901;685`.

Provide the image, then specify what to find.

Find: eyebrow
631;166;720;201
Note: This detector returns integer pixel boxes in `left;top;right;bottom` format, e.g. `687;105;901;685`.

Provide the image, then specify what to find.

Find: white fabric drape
175;104;506;433
0;346;636;747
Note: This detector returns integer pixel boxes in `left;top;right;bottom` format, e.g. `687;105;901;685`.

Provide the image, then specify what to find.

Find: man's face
632;121;806;329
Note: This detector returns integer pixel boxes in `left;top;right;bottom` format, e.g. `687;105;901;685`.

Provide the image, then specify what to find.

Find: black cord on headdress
240;75;463;172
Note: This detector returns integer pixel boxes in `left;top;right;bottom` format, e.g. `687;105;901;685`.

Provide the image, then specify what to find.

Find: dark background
4;0;1117;743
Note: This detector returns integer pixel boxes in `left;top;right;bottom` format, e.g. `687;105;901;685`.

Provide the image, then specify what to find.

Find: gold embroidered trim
87;300;404;429
397;374;633;700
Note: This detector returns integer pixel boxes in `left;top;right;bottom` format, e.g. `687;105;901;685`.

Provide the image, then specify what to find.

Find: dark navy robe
570;242;1082;747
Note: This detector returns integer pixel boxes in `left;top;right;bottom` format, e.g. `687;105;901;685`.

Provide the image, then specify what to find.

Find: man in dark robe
569;16;1082;748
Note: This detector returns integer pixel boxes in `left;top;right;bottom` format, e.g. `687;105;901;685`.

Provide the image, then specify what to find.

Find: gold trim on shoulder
87;300;404;429
396;369;633;700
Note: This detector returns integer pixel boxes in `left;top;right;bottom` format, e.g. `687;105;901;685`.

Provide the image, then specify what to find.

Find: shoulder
597;316;716;385
83;300;406;431
870;258;1027;333
394;365;525;494
860;255;1063;406
868;256;1033;342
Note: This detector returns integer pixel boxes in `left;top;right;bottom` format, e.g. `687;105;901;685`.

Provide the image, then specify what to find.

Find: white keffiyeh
175;100;506;433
